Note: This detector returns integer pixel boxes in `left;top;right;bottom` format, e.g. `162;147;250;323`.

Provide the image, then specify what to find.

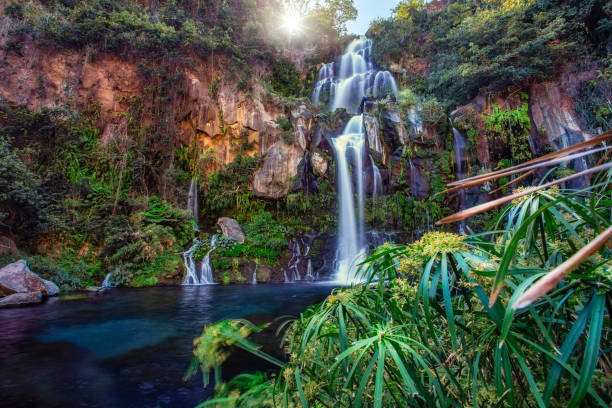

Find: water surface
0;284;334;408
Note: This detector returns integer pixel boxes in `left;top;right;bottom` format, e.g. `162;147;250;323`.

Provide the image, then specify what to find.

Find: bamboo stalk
513;225;612;310
436;162;612;225
446;131;612;187
436;146;608;196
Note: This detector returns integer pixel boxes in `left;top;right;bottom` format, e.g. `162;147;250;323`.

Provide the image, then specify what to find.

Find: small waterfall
371;155;382;196
187;178;199;230
305;259;315;280
313;37;398;284
408;158;419;198
102;272;113;288
199;235;217;284
451;122;468;234
408;104;423;138
182;239;201;285
252;264;258;285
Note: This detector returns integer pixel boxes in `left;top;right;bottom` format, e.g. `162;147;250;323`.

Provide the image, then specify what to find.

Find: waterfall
408;104;423;138
252;264;258;285
313;37;398;284
451;123;468;234
102;272;113;288
182;239;201;285
187;178;199;230
330;117;367;283
408;158;418;197
183;235;216;285
199;235;217;284
313;37;398;114
371;155;382;196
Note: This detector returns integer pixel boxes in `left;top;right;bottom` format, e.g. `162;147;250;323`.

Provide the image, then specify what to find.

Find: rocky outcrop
363;100;409;166
217;218;245;244
529;82;592;153
0;292;43;308
0;38;289;173
0;260;59;297
252;104;317;199
0;260;58;307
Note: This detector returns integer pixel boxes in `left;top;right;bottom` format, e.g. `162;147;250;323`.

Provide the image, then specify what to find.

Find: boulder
0;291;43;308
252;141;304;199
0;260;60;297
217;218;246;244
310;151;328;176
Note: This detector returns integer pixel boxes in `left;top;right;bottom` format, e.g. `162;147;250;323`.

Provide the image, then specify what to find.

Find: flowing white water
371;155;382;196
102;272;113;288
183;235;216;285
187;178;199;230
451;123;468;234
313;37;398;284
182;239;201;285
330;116;367;283
252;264;258;285
313;37;398;114
199;235;217;284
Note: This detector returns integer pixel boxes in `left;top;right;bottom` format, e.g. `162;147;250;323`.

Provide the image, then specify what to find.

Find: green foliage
269;57;305;98
192;173;612;407
202;154;264;221
214;211;288;265
369;0;612;106
0;103;195;288
485;103;532;163
0;136;50;241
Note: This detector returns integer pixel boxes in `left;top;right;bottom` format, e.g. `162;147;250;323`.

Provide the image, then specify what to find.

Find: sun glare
281;11;302;36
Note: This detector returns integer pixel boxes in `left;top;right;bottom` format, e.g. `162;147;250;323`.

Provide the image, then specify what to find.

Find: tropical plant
189;149;611;406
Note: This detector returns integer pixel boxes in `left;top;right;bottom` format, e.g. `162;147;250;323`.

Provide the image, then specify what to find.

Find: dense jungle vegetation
0;0;610;406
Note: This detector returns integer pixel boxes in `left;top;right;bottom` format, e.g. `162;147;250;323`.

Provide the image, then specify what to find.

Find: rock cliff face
2;38;597;202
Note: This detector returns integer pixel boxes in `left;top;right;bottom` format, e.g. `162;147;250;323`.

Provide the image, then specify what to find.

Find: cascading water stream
187;178;199;230
199;235;217;284
371;155;382;196
330;116;366;283
102;272;113;288
313;37;398;283
182;239;201;285
451;122;468;234
183;235;216;285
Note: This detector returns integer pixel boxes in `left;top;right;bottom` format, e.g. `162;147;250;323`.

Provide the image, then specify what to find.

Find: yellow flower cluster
512;185;559;205
390;278;418;308
408;231;468;258
326;288;355;306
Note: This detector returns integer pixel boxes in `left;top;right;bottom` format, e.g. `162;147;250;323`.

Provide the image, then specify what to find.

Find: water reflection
0;284;333;408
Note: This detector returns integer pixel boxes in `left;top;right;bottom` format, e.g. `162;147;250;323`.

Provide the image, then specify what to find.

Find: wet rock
363;113;386;164
529;82;592;152
252;141;304;199
293;151;317;194
0;260;59;297
0;236;18;256
0;291;43;308
85;286;108;294
290;105;315;150
217;218;245;244
310;151;328;176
